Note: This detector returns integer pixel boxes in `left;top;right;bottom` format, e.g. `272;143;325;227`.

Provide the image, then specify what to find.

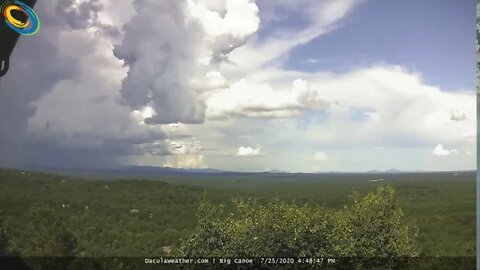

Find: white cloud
26;29;167;151
300;66;476;147
114;0;260;125
223;0;358;74
1;0;262;168
433;144;453;156
188;0;259;39
313;152;328;162
131;106;157;125
97;0;135;28
205;78;328;119
237;145;262;156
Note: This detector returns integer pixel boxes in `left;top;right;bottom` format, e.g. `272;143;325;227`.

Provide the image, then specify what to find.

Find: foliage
347;186;418;257
22;205;78;257
0;220;12;256
0;169;475;259
0;220;32;270
177;186;419;261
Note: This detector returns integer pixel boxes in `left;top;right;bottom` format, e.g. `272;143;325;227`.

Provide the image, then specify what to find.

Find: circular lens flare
1;0;40;36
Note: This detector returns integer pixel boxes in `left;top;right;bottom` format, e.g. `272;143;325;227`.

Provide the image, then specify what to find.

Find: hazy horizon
1;164;476;175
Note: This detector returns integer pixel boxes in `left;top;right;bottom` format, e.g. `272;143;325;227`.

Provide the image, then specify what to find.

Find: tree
177;186;419;269
20;206;78;270
346;186;418;257
22;205;78;257
344;186;419;269
0;220;31;270
0;222;11;256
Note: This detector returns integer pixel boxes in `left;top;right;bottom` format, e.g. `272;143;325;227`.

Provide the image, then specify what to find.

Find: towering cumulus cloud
0;0;260;168
114;0;259;124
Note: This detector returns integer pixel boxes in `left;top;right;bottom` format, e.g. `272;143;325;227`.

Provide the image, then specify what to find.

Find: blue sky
1;0;476;172
287;0;476;91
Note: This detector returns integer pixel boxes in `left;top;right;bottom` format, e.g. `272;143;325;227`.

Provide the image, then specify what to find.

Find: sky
0;0;476;172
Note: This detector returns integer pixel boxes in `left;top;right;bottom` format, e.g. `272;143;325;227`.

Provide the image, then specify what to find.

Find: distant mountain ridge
26;164;296;176
264;169;288;173
367;168;405;173
22;164;472;177
26;165;226;176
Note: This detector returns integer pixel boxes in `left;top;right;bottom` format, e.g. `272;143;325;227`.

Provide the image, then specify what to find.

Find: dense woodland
0;169;476;269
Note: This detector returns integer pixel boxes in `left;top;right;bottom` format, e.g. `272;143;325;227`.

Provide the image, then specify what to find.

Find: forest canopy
177;185;419;258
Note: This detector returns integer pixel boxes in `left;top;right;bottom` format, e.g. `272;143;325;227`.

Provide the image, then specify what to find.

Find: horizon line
1;165;476;175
